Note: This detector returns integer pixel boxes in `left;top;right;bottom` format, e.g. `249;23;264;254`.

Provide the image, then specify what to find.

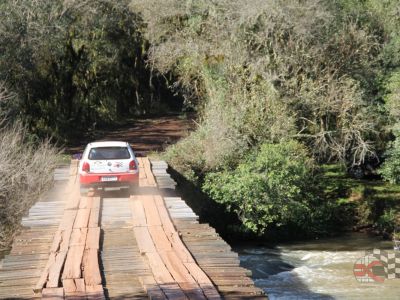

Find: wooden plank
148;226;172;251
92;197;101;209
139;178;148;186
138;157;149;187
47;250;68;288
159;250;195;284
137;157;146;180
184;262;216;287
179;282;207;300
34;252;56;293
62;278;77;293
75;278;86;292
65;187;81;210
82;249;102;286
88;207;100;228
42;287;64;299
63;292;87;299
156;200;194;264
145;252;174;283
62;245;85;279
73;209;90;229
49;230;62;253
85;284;105;299
138;157;158;187
59;210;77;230
209;277;254;286
143;157;157;186
139;275;157;286
130;197;147;227
86;227;100;250
70;228;88;247
154;196;177;235
133;227;156;254
131;191;222;299
142;196;162;226
160;283;187;300
145;157;157;184
146;286;166;300
79;197;93;209
201;286;222;300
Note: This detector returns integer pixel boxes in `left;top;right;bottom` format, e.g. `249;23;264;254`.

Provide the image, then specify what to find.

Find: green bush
202;141;317;234
379;129;400;184
376;209;398;233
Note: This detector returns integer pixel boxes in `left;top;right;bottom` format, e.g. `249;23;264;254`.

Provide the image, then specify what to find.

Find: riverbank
322;164;400;240
168;162;400;243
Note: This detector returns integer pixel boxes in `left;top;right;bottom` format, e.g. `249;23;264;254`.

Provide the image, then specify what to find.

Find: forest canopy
1;0;400;235
132;0;400;234
0;0;180;141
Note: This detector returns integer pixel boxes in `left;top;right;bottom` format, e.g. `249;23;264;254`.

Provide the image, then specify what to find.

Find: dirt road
66;115;194;154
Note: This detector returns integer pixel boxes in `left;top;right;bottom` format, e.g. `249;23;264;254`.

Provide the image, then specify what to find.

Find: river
234;232;400;300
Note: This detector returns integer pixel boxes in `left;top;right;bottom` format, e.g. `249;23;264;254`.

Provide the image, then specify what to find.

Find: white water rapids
236;233;400;300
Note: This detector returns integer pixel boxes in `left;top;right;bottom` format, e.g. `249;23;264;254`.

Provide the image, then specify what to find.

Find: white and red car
78;141;139;194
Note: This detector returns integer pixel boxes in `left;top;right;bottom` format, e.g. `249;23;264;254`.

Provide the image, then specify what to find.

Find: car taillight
129;160;137;170
82;162;90;172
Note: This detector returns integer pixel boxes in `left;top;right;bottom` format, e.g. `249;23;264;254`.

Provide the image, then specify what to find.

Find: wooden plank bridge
0;157;266;299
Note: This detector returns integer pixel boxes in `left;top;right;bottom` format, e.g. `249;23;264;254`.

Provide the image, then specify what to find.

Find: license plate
101;176;118;182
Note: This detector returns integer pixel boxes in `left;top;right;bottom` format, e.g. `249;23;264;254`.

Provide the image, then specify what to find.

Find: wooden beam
42;287;64;299
69;228;88;247
73;209;90;229
133;227;156;254
79;197;93;209
62;278;77;293
85;227;100;250
75;278;86;292
59;210;78;230
82;249;102;286
88;207;100;228
47;250;68;288
143;157;157;186
130;197;147;227
145;252;174;283
34;253;56;293
62;245;85;279
148;226;172;251
142;196;162;226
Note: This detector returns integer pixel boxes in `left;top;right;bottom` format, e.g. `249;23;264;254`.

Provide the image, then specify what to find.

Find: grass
322;164;400;201
321;164;400;236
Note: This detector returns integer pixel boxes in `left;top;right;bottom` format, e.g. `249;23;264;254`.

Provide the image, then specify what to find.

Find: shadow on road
65;115;194;155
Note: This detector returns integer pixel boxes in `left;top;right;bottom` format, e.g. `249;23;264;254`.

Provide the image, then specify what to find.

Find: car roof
87;141;129;148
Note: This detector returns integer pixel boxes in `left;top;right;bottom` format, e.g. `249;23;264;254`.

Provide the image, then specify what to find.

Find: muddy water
235;233;400;300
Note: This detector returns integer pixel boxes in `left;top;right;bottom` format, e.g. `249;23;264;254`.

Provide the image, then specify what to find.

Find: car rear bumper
79;172;138;186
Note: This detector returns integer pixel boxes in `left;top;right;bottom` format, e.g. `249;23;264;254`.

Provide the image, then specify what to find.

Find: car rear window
88;147;131;160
